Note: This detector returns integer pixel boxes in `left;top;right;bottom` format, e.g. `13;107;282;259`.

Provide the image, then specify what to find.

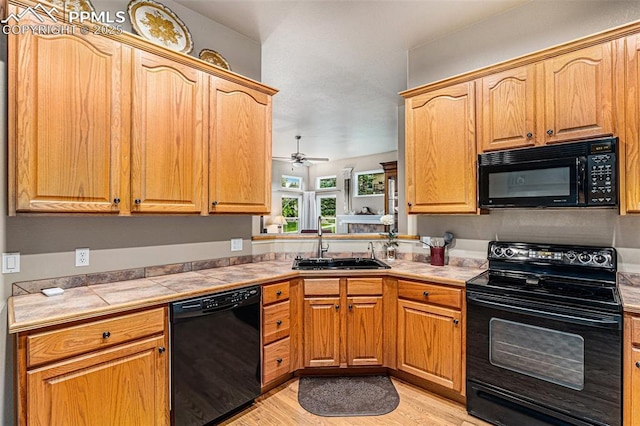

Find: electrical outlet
2;252;20;273
421;236;431;248
75;248;90;267
230;238;243;252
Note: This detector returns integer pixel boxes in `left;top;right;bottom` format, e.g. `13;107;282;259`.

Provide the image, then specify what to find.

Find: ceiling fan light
292;161;304;168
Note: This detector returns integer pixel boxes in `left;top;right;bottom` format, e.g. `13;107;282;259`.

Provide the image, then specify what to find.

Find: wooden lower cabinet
261;281;292;387
346;296;383;366
16;307;169;425
303;297;341;367
624;313;640;425
397;299;463;392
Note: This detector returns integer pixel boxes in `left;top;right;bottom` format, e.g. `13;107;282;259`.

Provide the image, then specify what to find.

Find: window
317;195;337;233
281;175;302;189
317;175;337;190
282;195;301;233
354;169;385;196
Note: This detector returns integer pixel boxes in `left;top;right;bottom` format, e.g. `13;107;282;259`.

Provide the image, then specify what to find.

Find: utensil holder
430;246;445;266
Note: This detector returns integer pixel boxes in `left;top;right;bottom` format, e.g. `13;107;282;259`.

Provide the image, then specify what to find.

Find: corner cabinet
404;81;477;214
209;78;272;214
15;307;169;425
7;0;276;216
624;34;640;214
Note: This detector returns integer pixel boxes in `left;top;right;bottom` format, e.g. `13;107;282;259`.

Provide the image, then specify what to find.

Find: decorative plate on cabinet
199;49;231;71
127;0;193;54
51;0;95;13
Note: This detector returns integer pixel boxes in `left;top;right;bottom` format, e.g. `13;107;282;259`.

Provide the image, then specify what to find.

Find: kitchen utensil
443;232;454;246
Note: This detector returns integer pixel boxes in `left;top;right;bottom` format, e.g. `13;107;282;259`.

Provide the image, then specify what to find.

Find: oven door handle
467;293;622;330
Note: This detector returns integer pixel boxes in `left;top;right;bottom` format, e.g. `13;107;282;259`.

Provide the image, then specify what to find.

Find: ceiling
175;0;529;161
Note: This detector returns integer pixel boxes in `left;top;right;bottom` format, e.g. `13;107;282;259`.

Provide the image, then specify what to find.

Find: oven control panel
489;242;615;269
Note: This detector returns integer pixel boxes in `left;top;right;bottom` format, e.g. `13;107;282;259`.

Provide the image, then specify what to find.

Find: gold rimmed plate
127;0;193;54
199;49;231;71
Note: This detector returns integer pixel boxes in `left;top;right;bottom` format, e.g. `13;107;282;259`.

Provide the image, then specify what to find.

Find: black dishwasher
170;286;261;425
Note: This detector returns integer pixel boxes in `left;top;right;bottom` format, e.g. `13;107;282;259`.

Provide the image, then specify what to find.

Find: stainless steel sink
291;257;391;270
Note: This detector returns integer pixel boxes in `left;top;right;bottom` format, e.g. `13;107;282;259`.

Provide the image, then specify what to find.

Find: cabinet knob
102;331;111;339
211;200;218;206
276;357;283;364
335;304;340;310
636;361;640;369
408;202;413;207
526;132;533;139
547;129;554;136
276;290;282;296
134;199;141;205
453;319;459;325
348;304;353;310
113;198;120;205
276;320;282;326
423;291;429;297
158;346;166;354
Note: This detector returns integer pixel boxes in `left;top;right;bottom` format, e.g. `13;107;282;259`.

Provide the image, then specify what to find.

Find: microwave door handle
578;157;586;204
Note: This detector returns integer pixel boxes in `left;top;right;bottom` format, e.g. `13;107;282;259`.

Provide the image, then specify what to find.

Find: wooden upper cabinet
540;43;614;144
131;51;207;214
9;10;126;214
625;34;640;214
209;78;272;214
405;81;477;214
478;65;536;152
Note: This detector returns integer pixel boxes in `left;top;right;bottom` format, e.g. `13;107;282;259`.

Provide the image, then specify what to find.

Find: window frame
353;169;385;197
316;194;337;233
316;175;337;190
281;194;302;233
281;175;303;190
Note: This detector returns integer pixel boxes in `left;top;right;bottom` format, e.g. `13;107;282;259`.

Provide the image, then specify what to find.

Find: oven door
466;291;621;426
478;157;583;208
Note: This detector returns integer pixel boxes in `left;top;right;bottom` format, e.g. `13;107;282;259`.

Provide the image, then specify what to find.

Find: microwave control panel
587;152;616;205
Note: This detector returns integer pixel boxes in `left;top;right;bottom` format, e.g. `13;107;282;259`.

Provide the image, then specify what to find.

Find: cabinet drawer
263;301;290;345
27;308;165;367
397;280;462;309
263;281;290;305
347;278;383;295
630;316;640;345
263;336;291;385
304;278;340;296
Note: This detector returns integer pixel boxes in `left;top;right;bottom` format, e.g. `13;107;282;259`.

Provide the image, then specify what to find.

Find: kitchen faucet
316;216;329;258
368;241;376;260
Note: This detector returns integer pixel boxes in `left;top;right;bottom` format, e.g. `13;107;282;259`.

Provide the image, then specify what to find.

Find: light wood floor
221;377;491;425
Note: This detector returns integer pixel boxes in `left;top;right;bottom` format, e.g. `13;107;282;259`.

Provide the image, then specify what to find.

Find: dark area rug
297;375;400;417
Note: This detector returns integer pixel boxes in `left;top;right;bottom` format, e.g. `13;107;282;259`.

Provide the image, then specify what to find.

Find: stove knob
566;251;577;261
578;252;592;264
505;248;514;257
594;254;607;264
493;246;503;257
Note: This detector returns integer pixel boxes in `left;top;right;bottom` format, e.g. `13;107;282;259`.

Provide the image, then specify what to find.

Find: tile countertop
618;272;640;315
7;259;485;334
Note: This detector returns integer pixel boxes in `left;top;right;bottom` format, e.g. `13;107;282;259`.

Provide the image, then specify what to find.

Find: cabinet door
27;336;168;425
347;296;383;366
478;65;536;152
131;51;206;214
397;299;462;391
303;297;340;367
625;34;640;213
9;9;126;214
540;43;614;144
209;78;272;214
405;81;476;213
625;346;640;426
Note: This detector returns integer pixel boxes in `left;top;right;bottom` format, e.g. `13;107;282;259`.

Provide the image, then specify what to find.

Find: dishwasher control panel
171;286;261;317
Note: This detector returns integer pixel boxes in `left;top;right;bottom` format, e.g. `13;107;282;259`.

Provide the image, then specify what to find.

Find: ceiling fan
273;135;330;167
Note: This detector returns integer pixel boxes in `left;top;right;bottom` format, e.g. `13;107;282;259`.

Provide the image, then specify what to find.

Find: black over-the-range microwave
478;137;618;209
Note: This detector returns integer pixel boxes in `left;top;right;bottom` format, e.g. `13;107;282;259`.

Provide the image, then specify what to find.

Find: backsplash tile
145;262;192;277
192;258;230;271
87;268;145;286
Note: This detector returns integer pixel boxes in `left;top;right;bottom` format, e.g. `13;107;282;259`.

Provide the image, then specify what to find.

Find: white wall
409;1;640;270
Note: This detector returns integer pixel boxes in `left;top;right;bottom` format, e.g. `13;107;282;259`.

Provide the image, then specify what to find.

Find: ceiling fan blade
303;157;330;162
272;156;294;162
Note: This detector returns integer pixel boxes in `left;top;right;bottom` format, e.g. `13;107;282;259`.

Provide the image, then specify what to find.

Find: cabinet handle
423;291;429;297
335;304;340;310
102;331;111;339
526;132;533;139
276;357;283;364
113;198;120;205
211;201;218;206
547;129;554;136
348;304;353;310
453;319;459;325
158;346;166;354
276;290;282;296
276;320;282;326
134;199;141;205
636;361;640;369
